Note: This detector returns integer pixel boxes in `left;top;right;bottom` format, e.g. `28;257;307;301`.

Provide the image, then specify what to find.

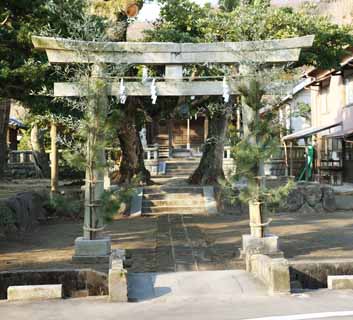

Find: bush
0;203;16;227
44;194;81;219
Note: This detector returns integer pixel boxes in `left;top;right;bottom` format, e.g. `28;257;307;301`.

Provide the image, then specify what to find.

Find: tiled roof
8;117;26;129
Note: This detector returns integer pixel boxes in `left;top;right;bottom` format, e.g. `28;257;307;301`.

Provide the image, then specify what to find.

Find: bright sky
138;0;219;21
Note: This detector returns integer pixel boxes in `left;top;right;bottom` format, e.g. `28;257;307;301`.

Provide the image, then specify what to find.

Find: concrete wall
0;269;107;300
290;259;353;289
247;254;290;294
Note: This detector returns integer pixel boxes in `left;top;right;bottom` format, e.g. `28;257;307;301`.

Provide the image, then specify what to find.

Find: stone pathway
156;215;202;272
142;160;245;273
127;270;267;302
155;214;245;272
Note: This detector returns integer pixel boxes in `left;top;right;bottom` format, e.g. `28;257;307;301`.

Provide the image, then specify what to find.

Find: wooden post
304;138;309;181
290;141;294;177
168;119;173;158
84;63;108;240
0;99;10;178
186;118;191;150
204;116;209;142
50;122;59;195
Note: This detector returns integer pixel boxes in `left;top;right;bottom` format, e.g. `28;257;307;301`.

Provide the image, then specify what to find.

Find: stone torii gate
32;35;314;262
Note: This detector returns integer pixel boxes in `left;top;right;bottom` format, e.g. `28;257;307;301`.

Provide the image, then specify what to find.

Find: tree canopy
147;0;353;69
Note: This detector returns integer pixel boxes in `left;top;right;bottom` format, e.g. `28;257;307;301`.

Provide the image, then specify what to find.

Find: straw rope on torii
32;34;314;241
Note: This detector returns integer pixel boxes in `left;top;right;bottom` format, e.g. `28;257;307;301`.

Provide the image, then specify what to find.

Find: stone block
302;183;322;207
286;189;304;211
109;249;127;302
109;268;128;302
130;187;143;217
328;275;353;290
270;258;290;294
322;187;336;212
335;194;353;211
110;249;126;269
203;186;218;215
248;254;290;295
7;284;62;301
72;237;111;263
242;234;280;256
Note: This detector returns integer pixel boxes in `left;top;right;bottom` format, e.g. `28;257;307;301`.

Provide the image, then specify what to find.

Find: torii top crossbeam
32;35;314;97
33;35;314;64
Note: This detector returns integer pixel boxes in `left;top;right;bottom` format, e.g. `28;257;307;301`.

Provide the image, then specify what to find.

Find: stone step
143;186;204;194
166;169;196;173
7;285;62;301
143;211;206;216
167;164;199;169
167;159;199;163
164;172;194;176
143;199;205;207
142;206;206;214
143;193;204;200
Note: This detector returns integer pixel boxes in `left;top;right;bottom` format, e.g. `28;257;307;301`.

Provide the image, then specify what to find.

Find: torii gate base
72;237;111;264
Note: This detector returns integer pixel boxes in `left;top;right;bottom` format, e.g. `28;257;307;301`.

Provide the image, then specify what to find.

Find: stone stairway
142;186;207;215
142;157;207;216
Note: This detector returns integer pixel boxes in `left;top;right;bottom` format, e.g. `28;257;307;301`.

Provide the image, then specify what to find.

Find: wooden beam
32;35;314;65
54;80;241;97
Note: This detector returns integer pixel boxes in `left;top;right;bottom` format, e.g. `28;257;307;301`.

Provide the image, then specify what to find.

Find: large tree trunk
30;124;50;178
0;99;10;179
117;98;151;185
188;110;229;185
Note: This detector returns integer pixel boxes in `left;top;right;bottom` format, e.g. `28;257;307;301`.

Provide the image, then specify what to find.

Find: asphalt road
2;270;353;320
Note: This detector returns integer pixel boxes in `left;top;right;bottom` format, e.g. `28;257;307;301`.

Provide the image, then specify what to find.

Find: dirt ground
0;179;51;201
1;210;353;273
2;178;353;273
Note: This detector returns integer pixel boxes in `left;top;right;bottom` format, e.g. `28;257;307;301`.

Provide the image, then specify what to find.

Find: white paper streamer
151;78;157;104
142;66;148;83
222;76;230;103
119;79;127;104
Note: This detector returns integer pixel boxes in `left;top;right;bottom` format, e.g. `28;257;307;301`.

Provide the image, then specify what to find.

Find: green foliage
0;204;16;227
101;185;136;223
17;129;31;150
231;78;293;205
219;0;240;11
45;194;81;218
292;102;311;121
199;3;353;69
0;0;51;102
145;0;207;42
233;80;281;179
148;0;353;69
43;0;109;41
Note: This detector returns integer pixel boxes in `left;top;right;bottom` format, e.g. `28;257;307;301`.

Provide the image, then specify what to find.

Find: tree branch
1;14;9;27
